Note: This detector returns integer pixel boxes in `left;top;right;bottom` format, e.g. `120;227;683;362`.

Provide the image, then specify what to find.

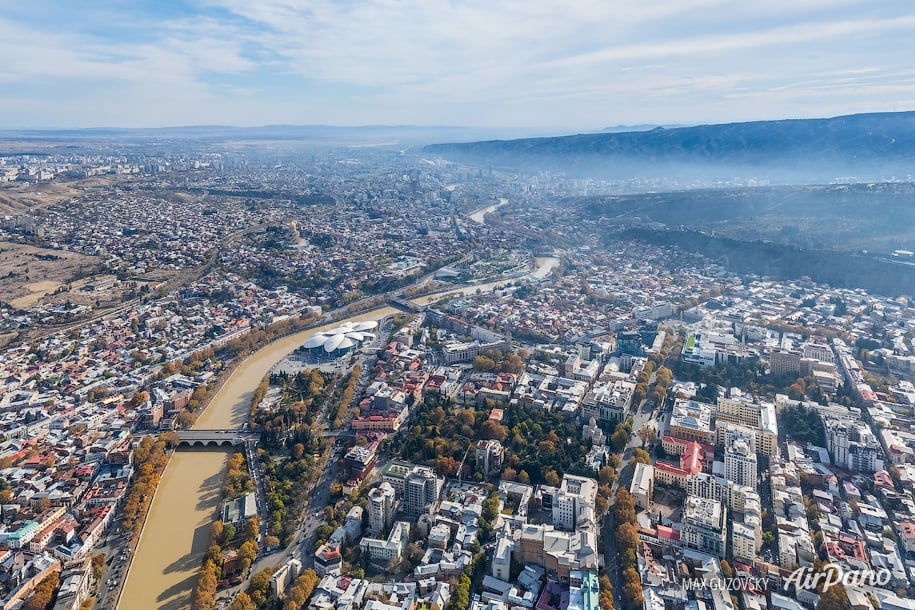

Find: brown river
119;259;558;608
119;309;396;609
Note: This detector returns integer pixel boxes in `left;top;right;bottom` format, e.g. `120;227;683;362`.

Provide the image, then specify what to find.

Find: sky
2;0;915;131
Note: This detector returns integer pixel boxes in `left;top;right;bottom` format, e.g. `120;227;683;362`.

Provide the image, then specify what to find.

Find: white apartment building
403;467;443;518
680;496;728;557
367;482;396;536
724;436;757;487
552;474;598;532
360;521;410;564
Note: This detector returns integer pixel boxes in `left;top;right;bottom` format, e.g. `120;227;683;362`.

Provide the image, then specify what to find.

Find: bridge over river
176;428;260;447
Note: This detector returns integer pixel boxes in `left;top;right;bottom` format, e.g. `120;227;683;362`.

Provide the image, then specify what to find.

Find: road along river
119;309;396;610
119;255;558;609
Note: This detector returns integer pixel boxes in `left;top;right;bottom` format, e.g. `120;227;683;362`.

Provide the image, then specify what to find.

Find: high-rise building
476;439;505;475
615;331;643;357
724;435;757;487
824;414;885;473
367;482;396;536
713;398;779;456
680;496;728;557
732;522;757;563
552;475;597;532
403;466;443;518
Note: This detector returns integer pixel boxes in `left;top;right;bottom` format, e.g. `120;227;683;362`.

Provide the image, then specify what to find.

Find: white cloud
1;0;914;127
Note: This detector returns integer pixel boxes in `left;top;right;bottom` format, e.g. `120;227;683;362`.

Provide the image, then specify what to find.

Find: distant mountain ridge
424;111;915;182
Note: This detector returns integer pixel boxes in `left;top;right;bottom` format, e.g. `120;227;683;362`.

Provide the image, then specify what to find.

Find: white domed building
302;320;378;356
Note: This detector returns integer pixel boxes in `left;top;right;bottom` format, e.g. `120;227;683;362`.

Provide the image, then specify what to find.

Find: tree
480;420;508;442
247;567;274;605
283;569;318;609
517;470;531;485
314;524;334;545
472;355;496;372
595;494;609;516
630;448;651;465
817;584;851;610
91;553;106;580
244;516;259;541
192;561;219;610
238;540;258;569
544;469;561;487
638;426;655;447
616;522;639;551
481;493;500;523
229;593;256;610
621;567;643;610
447;573;471;610
208;520;224;546
599;573;615;610
610;428;629;451
613;489;636;525
598;465;614;486
22;572;60;610
221;523;236;545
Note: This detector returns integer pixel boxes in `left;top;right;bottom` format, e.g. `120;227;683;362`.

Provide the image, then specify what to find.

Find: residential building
724;436;757;487
344;443;378;481
380;459;415;495
368;482;396;536
732;522;758;563
476;440;505;476
403;467;443;519
360;521;410;565
630;463;654;510
669;399;714;444
517;524;599;584
552;474;597;532
272;559;304;596
680;496;728;557
314;545;342;578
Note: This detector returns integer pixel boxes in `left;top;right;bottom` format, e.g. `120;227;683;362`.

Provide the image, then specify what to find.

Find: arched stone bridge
177;429;260;448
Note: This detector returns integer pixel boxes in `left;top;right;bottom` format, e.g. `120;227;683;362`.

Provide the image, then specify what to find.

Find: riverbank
468;197;509;224
119;308;396;609
119;257;560;609
119;449;231;610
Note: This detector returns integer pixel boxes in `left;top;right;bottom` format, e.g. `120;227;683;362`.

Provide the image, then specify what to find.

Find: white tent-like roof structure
303;320;379;353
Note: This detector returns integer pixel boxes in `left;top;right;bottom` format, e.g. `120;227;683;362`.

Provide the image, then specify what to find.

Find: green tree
611;428;629;451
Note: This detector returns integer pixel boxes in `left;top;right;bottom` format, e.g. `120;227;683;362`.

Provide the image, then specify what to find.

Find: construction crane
456;438;475;487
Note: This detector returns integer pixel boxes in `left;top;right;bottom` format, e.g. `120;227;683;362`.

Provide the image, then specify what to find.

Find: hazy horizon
2;0;915;130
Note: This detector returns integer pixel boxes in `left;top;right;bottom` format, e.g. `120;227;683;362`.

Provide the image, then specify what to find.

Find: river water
119;308;396;609
468;197;508;224
119;450;229;610
119;255;558;608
